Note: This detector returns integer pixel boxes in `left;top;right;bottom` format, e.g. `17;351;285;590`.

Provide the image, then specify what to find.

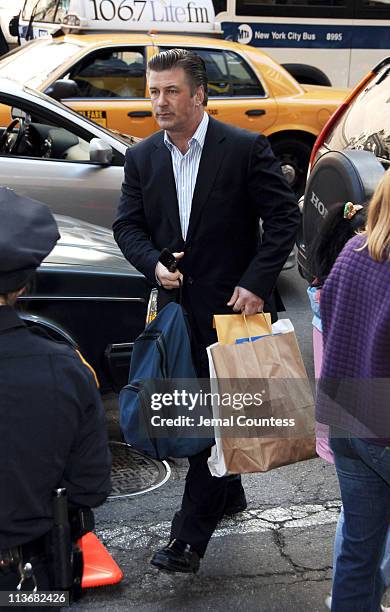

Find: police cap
0;188;60;293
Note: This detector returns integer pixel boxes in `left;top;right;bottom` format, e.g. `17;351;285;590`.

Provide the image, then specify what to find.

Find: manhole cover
108;441;171;499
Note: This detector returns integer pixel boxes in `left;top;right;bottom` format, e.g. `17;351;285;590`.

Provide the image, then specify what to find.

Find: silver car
0;77;134;227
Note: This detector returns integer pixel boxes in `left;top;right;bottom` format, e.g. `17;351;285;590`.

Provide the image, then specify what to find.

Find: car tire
270;137;313;197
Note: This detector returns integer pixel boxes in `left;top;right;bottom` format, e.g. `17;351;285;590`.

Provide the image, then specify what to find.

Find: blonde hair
360;168;390;262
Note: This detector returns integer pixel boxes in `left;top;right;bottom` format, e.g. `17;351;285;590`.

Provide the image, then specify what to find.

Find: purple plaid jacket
316;234;390;444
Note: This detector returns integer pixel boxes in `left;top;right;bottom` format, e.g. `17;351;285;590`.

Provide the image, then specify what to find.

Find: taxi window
326;66;390;163
67;48;146;99
224;51;264;96
182;48;264;97
194;49;230;97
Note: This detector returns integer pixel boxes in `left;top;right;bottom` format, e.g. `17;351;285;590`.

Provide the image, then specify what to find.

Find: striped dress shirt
164;112;209;240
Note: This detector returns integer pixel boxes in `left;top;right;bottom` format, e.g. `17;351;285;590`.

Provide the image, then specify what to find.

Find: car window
21;0;70;22
326;66;390;163
224;50;264;96
68;48;146;99
0;99;92;163
192;48;230;97
166;47;265;98
55;0;71;22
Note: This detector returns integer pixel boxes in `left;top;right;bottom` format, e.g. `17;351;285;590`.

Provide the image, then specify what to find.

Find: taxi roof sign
61;0;220;34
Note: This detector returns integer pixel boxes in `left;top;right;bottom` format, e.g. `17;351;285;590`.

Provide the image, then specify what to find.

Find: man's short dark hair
148;49;208;106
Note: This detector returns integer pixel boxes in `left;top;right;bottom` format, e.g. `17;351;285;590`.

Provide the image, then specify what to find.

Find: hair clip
343;202;363;220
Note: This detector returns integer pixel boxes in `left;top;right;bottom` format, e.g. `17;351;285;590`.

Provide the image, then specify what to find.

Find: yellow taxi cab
1;1;349;193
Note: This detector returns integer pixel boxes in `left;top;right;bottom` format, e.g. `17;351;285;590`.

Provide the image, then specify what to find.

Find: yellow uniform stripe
76;349;100;389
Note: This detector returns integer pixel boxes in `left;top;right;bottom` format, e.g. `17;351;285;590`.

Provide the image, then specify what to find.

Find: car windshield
326;64;390;164
0;39;83;88
20;83;134;147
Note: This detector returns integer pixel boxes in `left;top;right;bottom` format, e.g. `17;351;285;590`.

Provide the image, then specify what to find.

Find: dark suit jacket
113;116;300;347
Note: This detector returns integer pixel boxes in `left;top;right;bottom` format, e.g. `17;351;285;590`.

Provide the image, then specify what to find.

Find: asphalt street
71;264;389;612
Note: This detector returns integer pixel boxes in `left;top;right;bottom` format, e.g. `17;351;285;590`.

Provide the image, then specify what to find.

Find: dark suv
297;56;390;281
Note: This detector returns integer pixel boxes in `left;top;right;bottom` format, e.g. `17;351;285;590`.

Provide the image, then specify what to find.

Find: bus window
21;0;36;20
25;0;57;22
355;0;390;17
55;0;71;23
21;0;69;24
235;0;350;17
212;0;228;11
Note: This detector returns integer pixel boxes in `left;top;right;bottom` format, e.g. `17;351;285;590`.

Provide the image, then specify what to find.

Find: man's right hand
155;252;184;289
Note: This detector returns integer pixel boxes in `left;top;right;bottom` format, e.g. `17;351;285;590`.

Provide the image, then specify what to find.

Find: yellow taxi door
62;44;157;138
157;45;278;135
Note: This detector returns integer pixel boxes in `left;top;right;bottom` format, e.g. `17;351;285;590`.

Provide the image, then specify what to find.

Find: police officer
0;188;111;596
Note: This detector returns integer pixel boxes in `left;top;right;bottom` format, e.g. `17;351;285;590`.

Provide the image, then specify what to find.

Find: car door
60;44;158;138
0;156;123;228
157;45;278;134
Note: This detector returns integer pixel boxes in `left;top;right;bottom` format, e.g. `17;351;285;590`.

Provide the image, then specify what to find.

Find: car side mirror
9;15;19;38
11;107;27;121
45;79;79;100
89;138;113;165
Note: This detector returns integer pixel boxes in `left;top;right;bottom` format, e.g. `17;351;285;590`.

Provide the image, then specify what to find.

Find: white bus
214;0;390;87
17;0;390;87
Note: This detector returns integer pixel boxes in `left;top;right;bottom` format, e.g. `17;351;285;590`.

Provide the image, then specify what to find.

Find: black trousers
169;305;244;557
170;447;244;556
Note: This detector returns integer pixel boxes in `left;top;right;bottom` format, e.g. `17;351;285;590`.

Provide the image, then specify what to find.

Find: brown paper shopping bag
213;312;272;345
208;322;316;475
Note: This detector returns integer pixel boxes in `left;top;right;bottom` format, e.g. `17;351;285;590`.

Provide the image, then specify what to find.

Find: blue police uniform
0;188;111;596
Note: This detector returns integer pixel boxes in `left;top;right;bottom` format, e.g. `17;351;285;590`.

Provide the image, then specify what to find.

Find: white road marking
98;501;341;550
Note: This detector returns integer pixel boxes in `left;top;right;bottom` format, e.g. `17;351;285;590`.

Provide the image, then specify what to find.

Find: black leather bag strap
177;278;183;306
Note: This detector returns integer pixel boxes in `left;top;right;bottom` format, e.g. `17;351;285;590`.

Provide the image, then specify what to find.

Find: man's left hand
227;286;264;316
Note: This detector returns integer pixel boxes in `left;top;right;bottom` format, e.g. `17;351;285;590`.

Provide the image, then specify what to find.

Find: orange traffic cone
78;532;123;588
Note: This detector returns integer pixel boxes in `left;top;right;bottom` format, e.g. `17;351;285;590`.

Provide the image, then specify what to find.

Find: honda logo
310;191;328;218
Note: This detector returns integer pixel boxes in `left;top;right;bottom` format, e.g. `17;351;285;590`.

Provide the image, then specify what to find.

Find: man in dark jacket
113;49;299;573
0;188;111;594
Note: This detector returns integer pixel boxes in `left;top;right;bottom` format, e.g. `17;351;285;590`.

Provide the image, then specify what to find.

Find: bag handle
242;311;272;341
260;311;272;334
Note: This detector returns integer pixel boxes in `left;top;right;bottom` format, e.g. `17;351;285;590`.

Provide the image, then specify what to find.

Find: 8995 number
90;0;147;22
326;32;343;41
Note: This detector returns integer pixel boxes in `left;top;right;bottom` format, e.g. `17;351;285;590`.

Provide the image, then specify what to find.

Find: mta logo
238;24;253;44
